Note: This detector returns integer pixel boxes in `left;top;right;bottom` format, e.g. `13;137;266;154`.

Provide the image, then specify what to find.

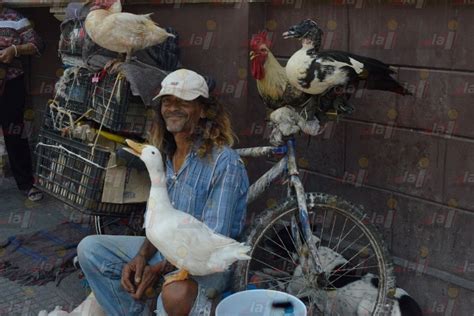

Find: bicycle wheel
94;213;144;236
233;192;395;315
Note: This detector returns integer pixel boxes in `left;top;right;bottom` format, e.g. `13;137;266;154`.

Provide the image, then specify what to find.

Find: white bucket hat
153;69;209;101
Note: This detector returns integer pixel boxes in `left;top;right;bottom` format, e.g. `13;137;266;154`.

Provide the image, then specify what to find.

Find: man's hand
0;46;16;64
131;264;163;300
121;255;171;300
121;254;147;296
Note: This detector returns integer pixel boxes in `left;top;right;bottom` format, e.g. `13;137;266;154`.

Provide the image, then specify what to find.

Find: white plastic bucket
215;289;307;316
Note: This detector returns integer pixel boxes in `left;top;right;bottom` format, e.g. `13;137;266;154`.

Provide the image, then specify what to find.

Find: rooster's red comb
250;31;272;51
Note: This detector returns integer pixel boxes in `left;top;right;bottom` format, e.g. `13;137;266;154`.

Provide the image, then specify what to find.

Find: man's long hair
148;96;235;158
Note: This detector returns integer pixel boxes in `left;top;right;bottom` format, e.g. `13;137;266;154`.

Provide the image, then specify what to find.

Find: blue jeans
77;235;230;316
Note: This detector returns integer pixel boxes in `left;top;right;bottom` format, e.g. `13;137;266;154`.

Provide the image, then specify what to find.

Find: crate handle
35;142;116;170
91;73;124;156
48;100;75;136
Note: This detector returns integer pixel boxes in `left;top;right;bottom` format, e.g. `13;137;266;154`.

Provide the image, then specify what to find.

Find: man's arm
201;151;249;237
121;238;158;295
137;237;158;261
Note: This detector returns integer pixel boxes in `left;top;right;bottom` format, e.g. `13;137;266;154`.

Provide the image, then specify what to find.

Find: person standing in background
0;3;45;201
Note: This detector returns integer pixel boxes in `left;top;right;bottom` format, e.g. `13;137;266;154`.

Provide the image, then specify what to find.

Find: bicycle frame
237;138;323;274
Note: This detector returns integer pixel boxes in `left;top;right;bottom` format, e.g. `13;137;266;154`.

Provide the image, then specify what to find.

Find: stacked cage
35;14;149;217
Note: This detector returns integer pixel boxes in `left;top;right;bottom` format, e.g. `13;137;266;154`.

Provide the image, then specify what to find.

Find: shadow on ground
0;177;90;315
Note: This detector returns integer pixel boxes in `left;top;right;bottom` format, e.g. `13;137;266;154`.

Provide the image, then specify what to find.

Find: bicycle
41;90;395;314
232;132;396;315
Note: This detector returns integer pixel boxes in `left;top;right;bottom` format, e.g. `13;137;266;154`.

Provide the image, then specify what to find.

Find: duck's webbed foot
163;269;189;287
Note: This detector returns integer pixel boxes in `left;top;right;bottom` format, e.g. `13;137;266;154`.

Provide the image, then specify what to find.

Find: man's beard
163;114;189;133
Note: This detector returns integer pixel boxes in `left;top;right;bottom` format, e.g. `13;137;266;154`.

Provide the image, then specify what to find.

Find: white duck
124;140;251;285
84;0;174;62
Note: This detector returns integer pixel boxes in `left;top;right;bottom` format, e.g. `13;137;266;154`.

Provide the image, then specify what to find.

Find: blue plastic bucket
215;289;307;316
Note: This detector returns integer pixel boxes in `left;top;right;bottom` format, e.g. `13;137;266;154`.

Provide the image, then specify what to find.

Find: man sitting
77;69;249;316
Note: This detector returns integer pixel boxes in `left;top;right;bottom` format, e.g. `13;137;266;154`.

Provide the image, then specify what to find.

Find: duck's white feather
136;145;250;276
286;48;364;95
145;203;249;275
85;10;171;54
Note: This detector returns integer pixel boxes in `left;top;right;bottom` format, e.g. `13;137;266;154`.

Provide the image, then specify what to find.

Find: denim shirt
165;146;249;239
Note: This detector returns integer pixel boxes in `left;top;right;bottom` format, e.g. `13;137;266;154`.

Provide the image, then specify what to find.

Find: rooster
250;31;353;123
250;31;313;111
283;19;411;98
84;0;174;63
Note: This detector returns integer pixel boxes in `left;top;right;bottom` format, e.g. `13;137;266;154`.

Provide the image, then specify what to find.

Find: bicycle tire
94;213;144;236
233;192;396;315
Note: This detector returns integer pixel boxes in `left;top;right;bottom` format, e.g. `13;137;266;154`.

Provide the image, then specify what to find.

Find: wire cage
88;73;150;135
42;100;78;133
34;129;145;217
59;18;85;57
56;67;92;115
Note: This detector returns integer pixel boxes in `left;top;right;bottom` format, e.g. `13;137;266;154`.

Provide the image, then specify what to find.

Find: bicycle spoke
251;257;290;276
334;220;365;255
255;244;295;266
249;275;294;285
330;252;376;285
337;251;375;275
266;278;298;291
347;254;376;272
327;214;337;249
318;208;328;244
335;232;367;259
334;216;348;253
281;221;301;257
271;225;299;265
262;234;298;266
331;264;382;273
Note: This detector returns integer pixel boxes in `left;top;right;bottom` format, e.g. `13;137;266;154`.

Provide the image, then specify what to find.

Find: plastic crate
88;73;149;135
34;129;145;217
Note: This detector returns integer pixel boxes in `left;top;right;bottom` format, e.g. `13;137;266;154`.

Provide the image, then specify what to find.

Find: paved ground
0;177;90;316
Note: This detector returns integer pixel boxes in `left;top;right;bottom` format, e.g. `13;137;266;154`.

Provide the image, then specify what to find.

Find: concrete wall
10;1;474;314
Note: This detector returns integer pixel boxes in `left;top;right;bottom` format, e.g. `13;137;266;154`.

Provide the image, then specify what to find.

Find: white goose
124;140;250;285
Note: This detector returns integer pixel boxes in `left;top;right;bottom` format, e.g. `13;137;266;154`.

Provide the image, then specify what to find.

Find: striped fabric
162;145;249;239
0;7;45;80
